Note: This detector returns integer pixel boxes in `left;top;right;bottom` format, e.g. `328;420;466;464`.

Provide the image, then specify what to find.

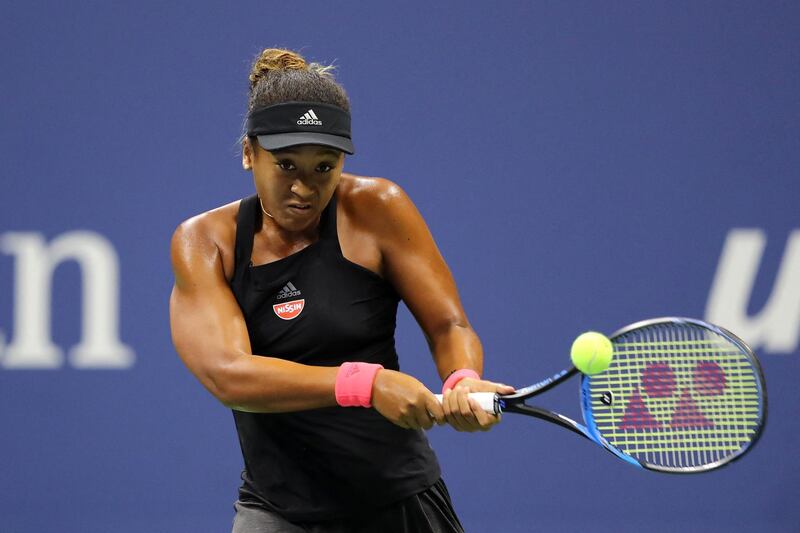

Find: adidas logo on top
276;281;302;300
297;109;323;126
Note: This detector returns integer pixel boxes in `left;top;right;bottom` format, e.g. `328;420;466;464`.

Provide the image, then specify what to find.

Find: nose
290;178;314;200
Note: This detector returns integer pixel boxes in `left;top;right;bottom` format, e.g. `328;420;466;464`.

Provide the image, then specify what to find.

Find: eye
276;159;296;171
316;161;336;173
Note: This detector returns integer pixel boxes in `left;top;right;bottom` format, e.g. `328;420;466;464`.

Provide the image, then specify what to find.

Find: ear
242;137;255;170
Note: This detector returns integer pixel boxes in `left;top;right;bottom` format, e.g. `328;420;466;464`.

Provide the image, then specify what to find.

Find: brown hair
247;48;350;112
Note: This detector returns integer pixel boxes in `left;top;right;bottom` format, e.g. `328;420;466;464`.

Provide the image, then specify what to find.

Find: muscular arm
373;184;483;379
169;215;338;413
366;180;514;429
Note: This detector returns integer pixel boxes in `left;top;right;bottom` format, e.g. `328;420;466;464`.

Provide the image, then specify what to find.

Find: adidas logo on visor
297;109;322;126
276;281;302;300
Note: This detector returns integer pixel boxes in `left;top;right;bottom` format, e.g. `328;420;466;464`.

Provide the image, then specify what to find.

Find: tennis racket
436;317;767;473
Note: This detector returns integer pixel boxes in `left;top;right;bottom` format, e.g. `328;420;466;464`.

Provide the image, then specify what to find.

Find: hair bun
249;48;308;88
245;47;348;113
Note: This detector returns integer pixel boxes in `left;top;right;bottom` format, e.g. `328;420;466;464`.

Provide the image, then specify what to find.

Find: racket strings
587;322;763;470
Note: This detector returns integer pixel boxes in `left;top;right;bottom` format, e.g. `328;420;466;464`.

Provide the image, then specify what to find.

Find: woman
169;48;514;533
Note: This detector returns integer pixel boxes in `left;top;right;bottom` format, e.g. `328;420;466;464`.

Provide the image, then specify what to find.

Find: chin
277;214;316;232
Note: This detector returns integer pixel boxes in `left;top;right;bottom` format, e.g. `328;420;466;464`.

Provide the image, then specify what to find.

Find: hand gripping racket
437;317;767;473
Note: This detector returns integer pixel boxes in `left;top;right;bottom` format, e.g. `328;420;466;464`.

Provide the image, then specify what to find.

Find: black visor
246;101;354;154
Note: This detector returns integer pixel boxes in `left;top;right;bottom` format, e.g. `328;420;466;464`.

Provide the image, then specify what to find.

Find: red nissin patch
273;299;305;320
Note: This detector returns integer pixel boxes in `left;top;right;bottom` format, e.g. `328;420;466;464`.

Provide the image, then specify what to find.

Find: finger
441;388;451;417
454;385;475;430
468;397;492;429
455;385;473;417
449;389;468;431
425;395;446;426
443;388;467;431
496;383;516;394
426;411;438;429
480;412;502;431
441;388;458;428
409;402;434;430
466;388;500;431
415;408;435;431
476;380;514;393
471;400;503;430
462;379;516;395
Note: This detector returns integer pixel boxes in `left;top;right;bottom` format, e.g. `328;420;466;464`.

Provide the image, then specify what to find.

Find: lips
285;203;313;217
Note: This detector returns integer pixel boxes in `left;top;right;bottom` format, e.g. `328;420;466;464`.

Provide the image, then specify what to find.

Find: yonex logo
297;109;322;126
617;360;726;431
276;281;301;300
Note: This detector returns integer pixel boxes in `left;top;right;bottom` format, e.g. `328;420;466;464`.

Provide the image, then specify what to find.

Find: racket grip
434;392;499;414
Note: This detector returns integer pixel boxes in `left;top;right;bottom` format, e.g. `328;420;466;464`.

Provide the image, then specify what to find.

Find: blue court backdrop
1;2;798;532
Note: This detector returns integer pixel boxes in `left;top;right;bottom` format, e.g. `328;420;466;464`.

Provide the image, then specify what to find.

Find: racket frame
589;316;768;473
495;317;767;473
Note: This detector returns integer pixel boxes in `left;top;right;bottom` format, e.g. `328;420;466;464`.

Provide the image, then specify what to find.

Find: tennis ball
570;332;613;375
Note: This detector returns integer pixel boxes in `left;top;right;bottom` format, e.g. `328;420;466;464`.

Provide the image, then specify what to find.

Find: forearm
216;353;339;413
429;323;484;380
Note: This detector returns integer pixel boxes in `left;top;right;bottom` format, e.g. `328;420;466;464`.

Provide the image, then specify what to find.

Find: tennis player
169;48;514;533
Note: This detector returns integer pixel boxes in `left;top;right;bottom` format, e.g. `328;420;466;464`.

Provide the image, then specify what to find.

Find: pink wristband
335;362;384;408
442;369;480;393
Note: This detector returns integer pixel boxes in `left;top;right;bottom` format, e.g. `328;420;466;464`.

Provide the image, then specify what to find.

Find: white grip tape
434;392;498;414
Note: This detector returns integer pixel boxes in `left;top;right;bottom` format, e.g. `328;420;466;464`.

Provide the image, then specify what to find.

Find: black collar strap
246;101;354;154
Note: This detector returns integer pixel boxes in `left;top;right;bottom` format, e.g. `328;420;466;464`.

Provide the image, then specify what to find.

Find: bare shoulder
170;199;241;282
337;173;415;231
335;173;434;280
171;199;239;252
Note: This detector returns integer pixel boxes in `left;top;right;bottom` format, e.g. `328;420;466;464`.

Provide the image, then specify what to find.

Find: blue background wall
1;2;797;531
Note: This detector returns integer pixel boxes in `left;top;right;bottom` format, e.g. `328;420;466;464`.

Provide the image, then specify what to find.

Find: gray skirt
232;478;464;533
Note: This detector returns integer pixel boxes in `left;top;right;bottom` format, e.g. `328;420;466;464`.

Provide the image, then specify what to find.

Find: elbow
213;382;240;410
204;353;249;409
427;318;473;341
424;319;479;353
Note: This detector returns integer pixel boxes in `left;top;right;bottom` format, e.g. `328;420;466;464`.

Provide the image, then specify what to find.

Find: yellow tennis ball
570;332;613;375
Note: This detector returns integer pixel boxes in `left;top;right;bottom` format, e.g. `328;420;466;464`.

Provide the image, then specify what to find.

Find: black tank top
229;193;440;521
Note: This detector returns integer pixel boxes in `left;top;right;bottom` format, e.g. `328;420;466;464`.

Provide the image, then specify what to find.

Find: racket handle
434;392;500;414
